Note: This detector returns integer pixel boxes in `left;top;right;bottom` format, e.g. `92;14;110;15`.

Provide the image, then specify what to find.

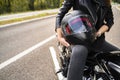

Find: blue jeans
67;39;119;80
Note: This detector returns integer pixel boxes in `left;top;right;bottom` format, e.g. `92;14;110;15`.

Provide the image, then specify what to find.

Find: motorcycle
56;43;120;80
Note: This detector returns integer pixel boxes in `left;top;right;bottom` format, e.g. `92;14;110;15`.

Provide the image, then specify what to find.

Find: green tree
0;0;12;14
0;0;5;14
10;0;29;12
28;0;35;10
6;0;11;12
0;0;64;14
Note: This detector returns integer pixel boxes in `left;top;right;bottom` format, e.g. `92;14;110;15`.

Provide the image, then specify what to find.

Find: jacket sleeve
104;6;114;31
55;0;73;31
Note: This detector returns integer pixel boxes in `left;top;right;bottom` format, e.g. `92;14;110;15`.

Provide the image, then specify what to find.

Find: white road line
49;47;64;80
0;35;56;70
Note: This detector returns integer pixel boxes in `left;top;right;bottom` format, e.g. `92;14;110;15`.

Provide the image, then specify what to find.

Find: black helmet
61;10;96;45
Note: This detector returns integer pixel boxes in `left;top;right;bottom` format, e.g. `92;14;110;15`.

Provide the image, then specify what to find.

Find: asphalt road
0;7;120;80
0;17;58;80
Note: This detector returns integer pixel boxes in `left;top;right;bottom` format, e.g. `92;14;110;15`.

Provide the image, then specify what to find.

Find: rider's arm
96;6;114;37
55;0;73;31
55;0;73;47
104;6;114;31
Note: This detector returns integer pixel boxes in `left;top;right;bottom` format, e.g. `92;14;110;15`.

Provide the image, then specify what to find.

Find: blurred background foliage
0;0;64;14
113;0;120;3
0;0;120;14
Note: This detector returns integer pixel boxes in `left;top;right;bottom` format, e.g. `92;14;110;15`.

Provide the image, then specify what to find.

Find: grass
0;12;57;26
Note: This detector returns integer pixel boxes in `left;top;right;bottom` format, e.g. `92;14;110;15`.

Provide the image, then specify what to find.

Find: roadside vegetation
0;0;63;25
0;0;120;15
0;0;63;14
112;0;120;3
0;12;57;25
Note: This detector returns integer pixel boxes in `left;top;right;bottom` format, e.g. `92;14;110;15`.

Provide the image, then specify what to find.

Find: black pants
67;39;120;80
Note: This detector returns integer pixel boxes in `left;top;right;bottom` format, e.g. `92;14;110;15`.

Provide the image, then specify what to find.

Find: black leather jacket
55;0;114;33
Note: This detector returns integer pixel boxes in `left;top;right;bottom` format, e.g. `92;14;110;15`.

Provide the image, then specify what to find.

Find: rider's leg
101;40;119;52
93;39;119;52
67;45;88;80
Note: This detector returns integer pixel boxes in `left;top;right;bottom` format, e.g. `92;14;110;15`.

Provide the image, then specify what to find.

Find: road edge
0;14;56;28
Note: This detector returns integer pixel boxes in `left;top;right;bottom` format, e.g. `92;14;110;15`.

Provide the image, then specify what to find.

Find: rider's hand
95;25;109;38
96;31;102;38
56;28;70;47
57;37;70;47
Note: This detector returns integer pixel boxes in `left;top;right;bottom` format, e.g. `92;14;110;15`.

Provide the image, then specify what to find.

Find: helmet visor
68;16;92;33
